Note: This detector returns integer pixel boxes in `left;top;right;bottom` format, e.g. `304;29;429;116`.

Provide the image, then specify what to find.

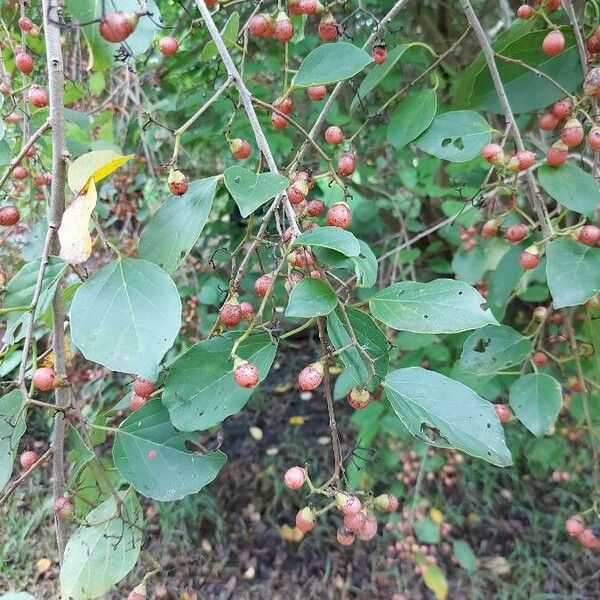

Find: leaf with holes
384;367;512;466
162;333;277;432
415;110;492;162
388;89;438;150
0;390;27;492
459;325;532;375
546;239;600;308
69;258;181;379
327;308;389;390
509;373;562;437
224;166;288;217
139;177;218;272
285;278;337;318
2;256;67;345
293;226;360;257
292;42;373;88
60;489;142;600
113;400;226;501
369;279;497;334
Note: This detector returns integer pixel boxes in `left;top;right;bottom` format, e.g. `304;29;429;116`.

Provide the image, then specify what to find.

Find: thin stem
0;446;53;508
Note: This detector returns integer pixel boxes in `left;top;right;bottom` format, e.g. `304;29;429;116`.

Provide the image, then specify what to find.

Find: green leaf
423;564;449;600
538;163;600;218
292;42;373;88
459;325;532;375
326;308;389;389
139;177;218;272
314;240;378;288
468;27;582;114
415;110;492;162
70;258;181;379
452;540;477;572
369;279;497;334
388;89;438;150
67;424;95;482
202;12;239;60
509;373;562;437
2;257;67;345
0;594;38;600
163;333;277;432
414;517;441;544
487;244;525;319
546;239;600;308
293;226;360;257
120;0;162;56
285;278;337;318
60;489;143;600
383;367;512;466
113;400;227;501
0;390;27;492
224;166;288;217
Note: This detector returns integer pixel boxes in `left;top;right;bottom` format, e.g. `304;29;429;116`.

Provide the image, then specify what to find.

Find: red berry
560;118;584;147
233;361;260;388
565;515;585;538
494;404;512;423
0;205;20;226
532;351;548;366
307;85;327;101
283;466;306;490
25;146;36;158
347;387;371;410
505;223;529;243
551;98;572;119
287;181;308;205
519;246;540;270
374;493;399;513
481;219;500;238
15;52;33;74
20;450;39;470
295;507;316;532
53;496;74;519
274;96;293;115
292;170;314;190
306;199;325;216
230;138;251;160
298;362;324;391
158;36;179;56
318;13;338;42
337;152;356;176
130;394;147;411
578;225;600;245
344;510;366;532
547;0;561;9
254;274;273;298
18;16;34;32
337;526;355;546
133;377;155;398
13;165;28;180
547;140;569;166
168;169;188;195
517;5;534;18
324;126;343;145
357;513;378;541
27;86;48;108
326;202;352;229
588;36;600;54
219;302;243;327
542;30;565;56
240;301;254;321
587;127;600;150
515;150;536;171
336;493;362;516
579;528;600;549
32;367;56;391
274;13;294;43
482;143;505;165
99;12;139;43
249;14;272;37
539;112;560;131
372;44;388;65
271;113;289;129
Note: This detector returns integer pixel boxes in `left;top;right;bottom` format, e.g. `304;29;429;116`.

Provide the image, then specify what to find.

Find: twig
459;0;552;238
562;0;588;77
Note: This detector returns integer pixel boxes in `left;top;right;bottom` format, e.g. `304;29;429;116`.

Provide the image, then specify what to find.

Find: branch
562;0;588;77
459;0;552;238
42;0;69;561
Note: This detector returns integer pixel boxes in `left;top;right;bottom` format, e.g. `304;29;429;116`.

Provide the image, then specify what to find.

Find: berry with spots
168;169;189;196
579;528;600;549
274;12;294;43
505;223;529;243
532;351;548;366
357;513;378;541
271;113;289;129
494;404;512;423
287;180;309;205
0;205;20;226
219;301;243;327
318;13;338;41
53;497;74;519
578;225;600;245
306;199;325;216
307;85;327;101
240;301;254;321
539;112;559;131
337;152;356;176
560;118;584;147
515;150;536;171
233;361;260;389
15;52;34;74
517;5;533;18
249;14;272;37
255;274;273;298
337;526;355;546
274;96;293;115
230;138;252;160
326;202;352;229
546;140;569;167
18;17;34;32
32;367;56;391
374;493;399;513
133;377;155;398
347;387;371;410
20;450;39;470
27;86;48;108
565;515;585;538
481;219;500;238
587;127;600;150
519;246;540;270
298;362;324;391
336;493;362;516
552;98;572;119
325;126;343;145
283;466;306;490
482;143;505;166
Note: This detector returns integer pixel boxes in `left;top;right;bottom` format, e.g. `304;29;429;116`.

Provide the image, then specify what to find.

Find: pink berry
347;387;371;410
295;507;316;532
337;152;356;176
565;515;585;538
515;150;536;171
219;302;243;327
324;126;343;145
168;170;189;195
344;510;366;532
326;202;352;229
374;493;399;513
128;592;146;600
372;44;388;65
357;514;378;541
547;141;569;167
519;247;540;270
274;13;294;43
133;377;155;398
130;394;147;411
561;118;584;147
481;219;500;238
539;112;560;131
482;143;505;165
159;36;179;56
578;225;600;245
551;98;572;119
15;52;33;74
579;528;600;549
505;223;529;243
274;96;293;115
307;85;327;101
517;4;533;18
542;30;565;56
337;526;355;546
230;138;252;160
53;496;74;519
532;351;548;366
249;14;272;37
298;362;324;391
99;12;139;43
254;274;273;298
32;367;56;391
271;113;289;129
336;493;362;516
587;127;600;150
287;181;308;205
18;16;34;32
234;361;260;388
240;301;254;320
13;165;28;180
0;205;20;226
283;466;306;490
494;404;512;423
290;248;314;268
20;450;39;470
318;13;338;41
306;199;325;217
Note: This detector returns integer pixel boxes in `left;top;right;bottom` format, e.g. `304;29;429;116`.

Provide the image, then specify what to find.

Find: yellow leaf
40;334;73;368
289;415;306;426
423;565;448;600
280;524;304;543
67;150;133;193
58;181;97;264
429;507;444;525
328;365;343;375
